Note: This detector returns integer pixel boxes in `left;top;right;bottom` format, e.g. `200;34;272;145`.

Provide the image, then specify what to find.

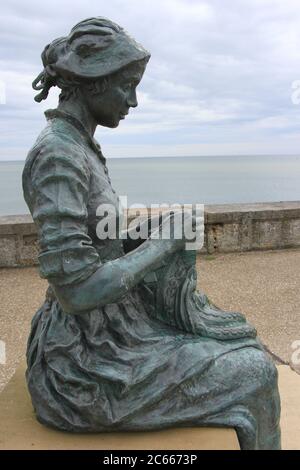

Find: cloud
1;0;300;160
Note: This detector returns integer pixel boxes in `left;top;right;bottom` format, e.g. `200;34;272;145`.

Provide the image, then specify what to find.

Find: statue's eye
122;82;133;91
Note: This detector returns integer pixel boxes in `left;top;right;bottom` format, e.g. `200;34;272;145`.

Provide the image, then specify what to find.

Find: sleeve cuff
38;246;101;286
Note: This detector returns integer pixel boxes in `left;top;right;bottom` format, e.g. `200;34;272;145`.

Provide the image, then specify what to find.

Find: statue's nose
127;89;138;108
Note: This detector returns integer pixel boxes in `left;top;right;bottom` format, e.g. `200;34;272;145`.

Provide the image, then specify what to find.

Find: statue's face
84;61;146;128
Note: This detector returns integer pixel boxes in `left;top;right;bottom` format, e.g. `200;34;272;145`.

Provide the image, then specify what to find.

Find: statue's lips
120;112;128;119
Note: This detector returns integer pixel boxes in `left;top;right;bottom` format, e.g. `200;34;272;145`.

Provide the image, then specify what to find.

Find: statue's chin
99;120;120;129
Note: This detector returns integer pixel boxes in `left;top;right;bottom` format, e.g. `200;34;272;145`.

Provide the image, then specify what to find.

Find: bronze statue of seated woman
23;17;281;449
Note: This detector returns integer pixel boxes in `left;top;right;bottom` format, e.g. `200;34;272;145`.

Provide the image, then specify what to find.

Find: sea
0;155;299;216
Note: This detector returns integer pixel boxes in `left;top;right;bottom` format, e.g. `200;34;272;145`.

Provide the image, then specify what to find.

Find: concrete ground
0;248;299;393
196;248;300;366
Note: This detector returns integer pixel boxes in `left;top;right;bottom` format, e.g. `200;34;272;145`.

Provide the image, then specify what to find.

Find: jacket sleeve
30;137;101;286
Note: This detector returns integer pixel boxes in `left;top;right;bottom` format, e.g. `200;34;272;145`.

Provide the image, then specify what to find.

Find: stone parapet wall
0;202;299;267
0;215;39;267
204;201;300;254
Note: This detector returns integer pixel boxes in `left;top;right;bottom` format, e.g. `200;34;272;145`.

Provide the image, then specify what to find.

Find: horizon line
1;153;300;163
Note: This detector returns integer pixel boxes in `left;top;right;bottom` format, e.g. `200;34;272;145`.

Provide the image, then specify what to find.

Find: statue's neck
57;94;97;138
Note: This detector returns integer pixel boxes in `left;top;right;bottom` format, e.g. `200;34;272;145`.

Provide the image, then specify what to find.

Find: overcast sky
1;0;300;160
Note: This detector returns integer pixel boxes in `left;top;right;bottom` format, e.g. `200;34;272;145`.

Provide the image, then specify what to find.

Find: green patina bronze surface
22;17;281;449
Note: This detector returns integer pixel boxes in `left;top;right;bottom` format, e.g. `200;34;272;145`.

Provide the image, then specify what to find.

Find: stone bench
0;363;240;450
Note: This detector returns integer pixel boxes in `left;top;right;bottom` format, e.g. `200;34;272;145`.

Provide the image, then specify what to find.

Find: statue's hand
150;210;194;252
